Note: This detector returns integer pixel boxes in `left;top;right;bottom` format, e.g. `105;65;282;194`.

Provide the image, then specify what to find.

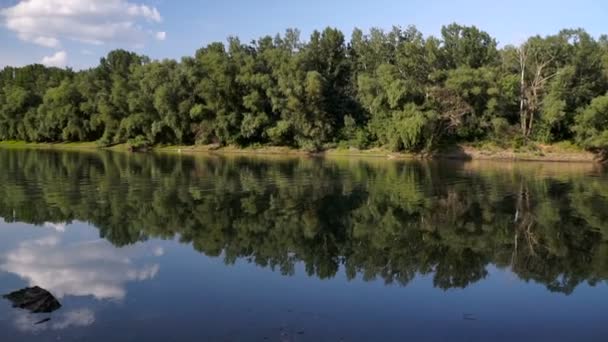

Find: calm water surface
0;149;607;341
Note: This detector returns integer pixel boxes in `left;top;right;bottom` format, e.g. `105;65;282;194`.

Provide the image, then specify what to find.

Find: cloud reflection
1;231;162;300
14;308;95;332
43;222;67;232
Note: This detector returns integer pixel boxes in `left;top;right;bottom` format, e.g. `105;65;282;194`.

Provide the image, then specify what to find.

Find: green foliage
574;94;608;150
1;24;608;153
37;79;88;142
127;135;152;150
490;117;511;142
385;104;437;151
440;23;499;68
443;66;502;138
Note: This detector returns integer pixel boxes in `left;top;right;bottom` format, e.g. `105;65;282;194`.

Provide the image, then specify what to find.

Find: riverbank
434;142;596;163
155;142;598;163
0;141;598;163
0;141;131;151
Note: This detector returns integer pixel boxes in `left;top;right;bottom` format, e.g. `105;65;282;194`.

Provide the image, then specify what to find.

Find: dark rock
3;286;62;313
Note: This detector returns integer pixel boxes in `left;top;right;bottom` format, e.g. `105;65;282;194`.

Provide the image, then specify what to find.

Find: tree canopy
2;24;608;152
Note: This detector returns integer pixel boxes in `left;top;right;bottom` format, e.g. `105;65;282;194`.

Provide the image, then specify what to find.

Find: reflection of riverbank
0;149;607;295
459;159;603;177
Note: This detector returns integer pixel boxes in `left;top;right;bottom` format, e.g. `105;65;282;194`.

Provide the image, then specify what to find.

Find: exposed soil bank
156;143;598;163
434;144;597;163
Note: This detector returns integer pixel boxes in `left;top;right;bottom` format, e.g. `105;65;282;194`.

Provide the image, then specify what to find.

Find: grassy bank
0;140;598;163
0;140;100;150
0;141;140;153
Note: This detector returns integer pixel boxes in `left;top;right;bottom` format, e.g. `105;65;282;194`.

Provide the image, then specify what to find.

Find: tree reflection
0;149;607;294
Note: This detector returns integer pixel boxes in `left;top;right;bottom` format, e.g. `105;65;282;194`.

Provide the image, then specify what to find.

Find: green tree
37;79;89;141
440;23;499;69
573;94;608;153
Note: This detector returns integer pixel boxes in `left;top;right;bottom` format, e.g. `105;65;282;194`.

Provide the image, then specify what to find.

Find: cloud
1;235;162;300
31;36;60;48
1;0;163;48
155;31;166;41
41;51;67;67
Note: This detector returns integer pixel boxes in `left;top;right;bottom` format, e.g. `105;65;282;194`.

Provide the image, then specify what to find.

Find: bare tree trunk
518;43;556;142
518;46;528;139
527;87;537;138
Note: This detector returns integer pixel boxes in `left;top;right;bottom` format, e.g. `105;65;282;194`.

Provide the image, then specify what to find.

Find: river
0;149;606;341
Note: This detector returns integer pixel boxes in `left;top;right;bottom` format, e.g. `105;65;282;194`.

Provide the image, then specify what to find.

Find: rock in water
3;286;61;313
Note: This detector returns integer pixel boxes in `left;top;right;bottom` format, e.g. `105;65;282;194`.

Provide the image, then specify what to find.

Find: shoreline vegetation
0;140;597;163
3;24;608;160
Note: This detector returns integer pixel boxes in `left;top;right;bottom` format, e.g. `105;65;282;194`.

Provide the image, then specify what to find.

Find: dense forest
1;149;607;294
2;24;608;152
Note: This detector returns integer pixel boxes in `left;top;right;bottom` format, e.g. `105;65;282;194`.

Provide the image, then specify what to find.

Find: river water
0;149;606;341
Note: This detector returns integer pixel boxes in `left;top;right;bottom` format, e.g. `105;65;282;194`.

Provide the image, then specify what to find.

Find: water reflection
2;233;161;300
0;220;163;334
13;308;95;332
0;149;607;296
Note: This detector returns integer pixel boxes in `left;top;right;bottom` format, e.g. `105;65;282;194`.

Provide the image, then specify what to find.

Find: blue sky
1;0;608;69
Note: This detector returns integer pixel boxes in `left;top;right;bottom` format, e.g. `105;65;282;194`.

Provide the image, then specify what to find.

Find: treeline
1;149;607;293
3;24;608;151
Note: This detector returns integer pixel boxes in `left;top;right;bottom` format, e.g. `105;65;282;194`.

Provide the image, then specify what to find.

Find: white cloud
41;50;67;67
30;35;60;48
155;31;166;41
1;0;163;48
